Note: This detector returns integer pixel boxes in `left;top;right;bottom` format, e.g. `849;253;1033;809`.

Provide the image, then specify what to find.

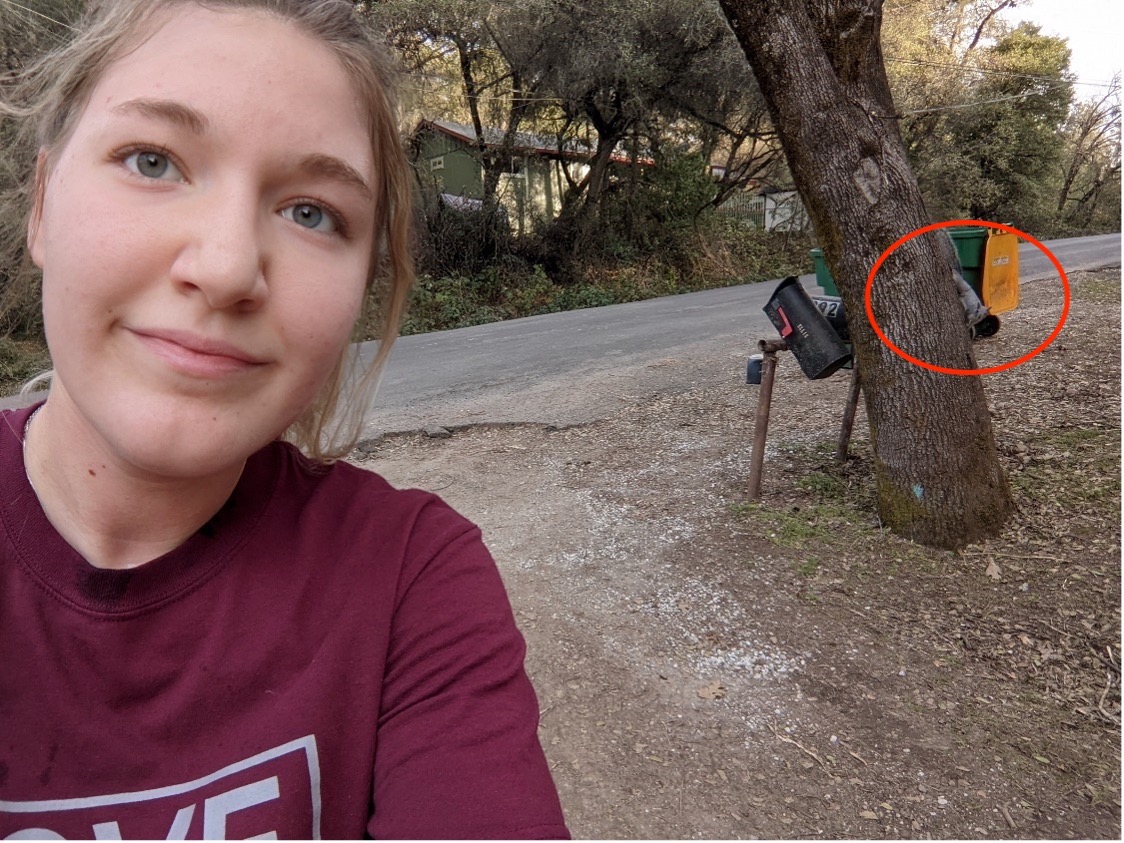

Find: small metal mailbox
763;277;852;380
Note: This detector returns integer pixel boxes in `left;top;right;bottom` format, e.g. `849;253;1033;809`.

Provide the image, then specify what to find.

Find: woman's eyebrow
297;153;372;201
111;98;209;134
108;98;371;200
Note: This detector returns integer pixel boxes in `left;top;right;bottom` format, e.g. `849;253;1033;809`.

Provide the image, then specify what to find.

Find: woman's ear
28;149;50;269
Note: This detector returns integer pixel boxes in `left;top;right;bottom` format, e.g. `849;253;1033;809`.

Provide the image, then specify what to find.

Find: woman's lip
130;329;267;377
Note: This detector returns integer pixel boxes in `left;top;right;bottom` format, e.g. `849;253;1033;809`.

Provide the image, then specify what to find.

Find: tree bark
718;0;1014;549
454;35;488;161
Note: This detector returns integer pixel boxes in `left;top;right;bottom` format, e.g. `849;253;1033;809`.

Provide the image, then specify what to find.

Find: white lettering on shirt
202;778;279;840
0;736;320;840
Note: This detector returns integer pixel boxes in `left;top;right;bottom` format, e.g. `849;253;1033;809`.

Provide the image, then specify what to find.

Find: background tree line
369;0;1117;290
884;0;1119;235
0;0;1119;342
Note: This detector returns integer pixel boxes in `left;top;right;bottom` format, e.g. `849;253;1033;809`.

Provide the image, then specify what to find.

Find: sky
1007;0;1122;91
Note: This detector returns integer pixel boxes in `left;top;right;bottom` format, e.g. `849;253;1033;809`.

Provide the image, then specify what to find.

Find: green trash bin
812;228;989;299
947;226;989;296
809;248;840;296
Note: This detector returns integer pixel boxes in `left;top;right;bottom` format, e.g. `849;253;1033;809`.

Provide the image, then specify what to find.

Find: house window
430;156;445;171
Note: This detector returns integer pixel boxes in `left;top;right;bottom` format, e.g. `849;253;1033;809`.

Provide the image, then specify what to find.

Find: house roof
414;119;647;165
418;118;571;156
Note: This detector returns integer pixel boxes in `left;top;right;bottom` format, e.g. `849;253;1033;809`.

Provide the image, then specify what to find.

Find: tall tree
527;0;778;268
717;0;1014;549
372;0;553;207
883;2;1075;231
884;0;1022;218
640;3;785;211
1056;78;1121;230
374;0;784;260
943;23;1072;228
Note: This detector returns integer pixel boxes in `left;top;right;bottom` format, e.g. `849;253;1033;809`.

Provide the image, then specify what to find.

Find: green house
411;119;607;236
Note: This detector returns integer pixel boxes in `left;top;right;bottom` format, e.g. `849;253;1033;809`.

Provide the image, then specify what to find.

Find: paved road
368;233;1120;434
3;234;1118;421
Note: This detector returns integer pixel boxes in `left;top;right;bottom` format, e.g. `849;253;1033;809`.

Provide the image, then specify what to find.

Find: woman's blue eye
124;150;182;181
283;203;338;233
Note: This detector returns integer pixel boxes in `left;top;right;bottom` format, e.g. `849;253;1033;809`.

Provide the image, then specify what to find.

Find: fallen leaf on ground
697;680;727;700
985;561;1002;581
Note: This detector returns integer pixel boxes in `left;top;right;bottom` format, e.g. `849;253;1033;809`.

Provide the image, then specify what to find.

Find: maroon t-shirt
0;405;568;839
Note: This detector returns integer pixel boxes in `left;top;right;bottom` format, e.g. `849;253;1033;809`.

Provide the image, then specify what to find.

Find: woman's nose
170;187;268;311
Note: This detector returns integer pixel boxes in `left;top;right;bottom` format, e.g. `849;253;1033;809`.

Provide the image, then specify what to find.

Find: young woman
0;0;568;838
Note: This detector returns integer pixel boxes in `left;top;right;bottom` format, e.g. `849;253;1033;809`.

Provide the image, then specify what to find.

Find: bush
379;218;810;337
414;195;512;278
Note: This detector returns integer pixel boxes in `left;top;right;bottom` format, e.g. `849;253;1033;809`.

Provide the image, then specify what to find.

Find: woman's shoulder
261;440;477;542
268;440;437;500
250;441;493;609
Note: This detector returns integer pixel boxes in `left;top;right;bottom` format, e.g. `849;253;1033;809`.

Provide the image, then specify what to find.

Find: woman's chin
78;402;290;483
113;432;264;483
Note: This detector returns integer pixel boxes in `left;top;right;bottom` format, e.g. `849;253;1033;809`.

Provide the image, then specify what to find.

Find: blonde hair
2;0;414;461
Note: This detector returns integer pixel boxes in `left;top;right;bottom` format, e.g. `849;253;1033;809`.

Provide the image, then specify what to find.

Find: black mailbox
763;277;851;379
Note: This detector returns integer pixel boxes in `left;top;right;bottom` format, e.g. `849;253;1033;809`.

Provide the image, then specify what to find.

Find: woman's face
29;5;377;478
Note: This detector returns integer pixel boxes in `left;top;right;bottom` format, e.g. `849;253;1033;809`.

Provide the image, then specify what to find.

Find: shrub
379;218;810;337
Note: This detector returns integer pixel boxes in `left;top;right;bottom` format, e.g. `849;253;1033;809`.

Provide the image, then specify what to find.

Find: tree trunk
454;36;488;162
549;109;629;271
718;0;1014;549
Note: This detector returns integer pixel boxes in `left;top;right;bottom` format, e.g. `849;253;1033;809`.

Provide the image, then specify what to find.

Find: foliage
372;0;555;203
413;195;513;277
529;0;779;271
886;0;1119;236
1055;80;1121;234
392;0;1117;296
389;220;808;336
546;151;724;268
944;24;1071;228
377;0;782;280
625;153;720;236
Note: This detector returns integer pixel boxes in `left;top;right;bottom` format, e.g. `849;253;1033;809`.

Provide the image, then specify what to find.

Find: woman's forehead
78;4;374;170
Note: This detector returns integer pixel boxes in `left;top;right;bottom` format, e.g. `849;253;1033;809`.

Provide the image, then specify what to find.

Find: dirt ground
358;268;1121;839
